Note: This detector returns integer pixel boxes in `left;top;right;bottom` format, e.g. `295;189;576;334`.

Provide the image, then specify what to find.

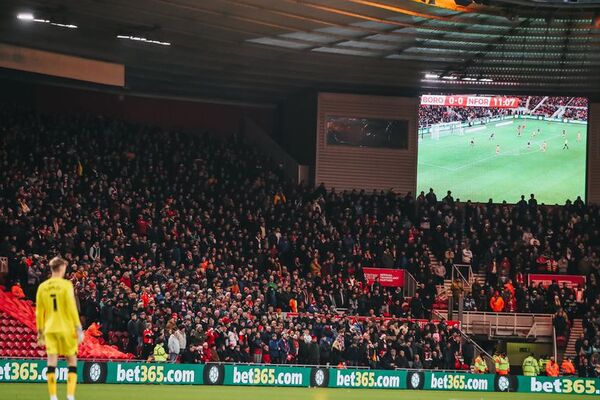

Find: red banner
363;267;404;287
420;95;520;108
528;274;586;289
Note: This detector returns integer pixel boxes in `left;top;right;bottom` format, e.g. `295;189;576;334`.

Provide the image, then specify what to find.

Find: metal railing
461;311;554;340
451;264;473;292
431;309;446;321
403;270;419;299
458;329;496;374
433;309;495;372
552;326;558;361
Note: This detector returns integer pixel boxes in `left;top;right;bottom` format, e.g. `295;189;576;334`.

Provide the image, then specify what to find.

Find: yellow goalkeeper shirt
36;277;81;334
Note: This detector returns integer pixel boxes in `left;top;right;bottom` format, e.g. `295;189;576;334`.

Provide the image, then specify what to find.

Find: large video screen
418;94;588;204
327;116;408;149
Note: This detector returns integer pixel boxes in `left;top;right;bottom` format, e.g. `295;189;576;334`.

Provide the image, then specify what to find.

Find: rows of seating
0;311;44;358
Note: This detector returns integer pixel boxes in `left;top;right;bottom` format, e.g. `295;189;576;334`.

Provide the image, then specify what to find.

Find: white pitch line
466;126;486;133
418;161;457;172
495;120;514;127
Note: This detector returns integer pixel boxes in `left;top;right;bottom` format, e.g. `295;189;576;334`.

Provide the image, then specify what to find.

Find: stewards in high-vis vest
522;353;540;376
153;343;168;362
473;355;489;374
494;353;510;375
546;357;560;377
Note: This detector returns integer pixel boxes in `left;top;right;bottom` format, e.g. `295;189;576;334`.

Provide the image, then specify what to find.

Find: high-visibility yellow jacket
522;356;540;376
153;343;167;362
474;356;488;373
495;356;510;375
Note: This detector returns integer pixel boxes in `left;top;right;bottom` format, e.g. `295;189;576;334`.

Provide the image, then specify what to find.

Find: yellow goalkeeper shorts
44;333;78;356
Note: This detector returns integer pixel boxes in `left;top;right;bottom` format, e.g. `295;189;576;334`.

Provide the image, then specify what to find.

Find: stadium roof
1;0;600;102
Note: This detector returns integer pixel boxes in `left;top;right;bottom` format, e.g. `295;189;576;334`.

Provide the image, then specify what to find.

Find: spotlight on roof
16;11;77;28
425;73;440;79
17;12;35;21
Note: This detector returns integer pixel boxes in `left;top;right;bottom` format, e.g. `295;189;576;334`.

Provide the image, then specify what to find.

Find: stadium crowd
0;105;599;375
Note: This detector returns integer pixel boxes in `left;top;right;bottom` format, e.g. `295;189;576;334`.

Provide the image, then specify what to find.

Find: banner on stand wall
363;267;404;287
0;359;82;383
517;375;600;396
105;362;203;385
329;368;407;389
223;364;309;387
420;372;496;392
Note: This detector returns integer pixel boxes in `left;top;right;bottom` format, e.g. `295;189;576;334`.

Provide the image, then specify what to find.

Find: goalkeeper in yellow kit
36;257;83;400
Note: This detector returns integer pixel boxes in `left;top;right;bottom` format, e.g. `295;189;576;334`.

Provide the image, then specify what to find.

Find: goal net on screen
430;121;464;140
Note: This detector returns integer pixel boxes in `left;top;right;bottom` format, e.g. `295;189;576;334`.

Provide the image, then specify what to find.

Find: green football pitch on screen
417;118;587;204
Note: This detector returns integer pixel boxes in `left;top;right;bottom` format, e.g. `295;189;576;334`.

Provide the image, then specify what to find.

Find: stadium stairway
441;273;486;295
562;318;583;361
426;249;486;310
425;249;449;310
0;288;133;360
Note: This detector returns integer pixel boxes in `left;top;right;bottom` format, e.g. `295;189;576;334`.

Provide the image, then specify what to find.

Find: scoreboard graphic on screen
420;95;520;108
417;94;588;204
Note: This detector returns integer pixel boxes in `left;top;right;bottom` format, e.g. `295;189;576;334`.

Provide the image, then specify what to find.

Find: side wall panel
315;93;418;194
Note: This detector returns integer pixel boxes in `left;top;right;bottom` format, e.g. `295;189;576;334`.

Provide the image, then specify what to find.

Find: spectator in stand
168;329;180;363
461;245;473;265
577;357;594;377
490;291;505;312
553;309;570;337
462;339;474;367
10;282;25;299
432;263;446;285
561;356;576;376
546;356;560;377
126;313;140;356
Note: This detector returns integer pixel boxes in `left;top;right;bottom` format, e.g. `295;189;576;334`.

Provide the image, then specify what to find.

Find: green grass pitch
417;119;587;204
2;384;599;400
